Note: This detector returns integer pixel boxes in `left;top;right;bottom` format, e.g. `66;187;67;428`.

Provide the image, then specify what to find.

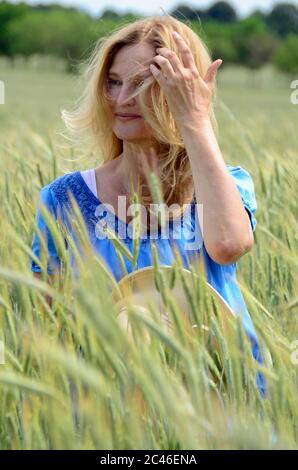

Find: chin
113;127;152;141
116;135;151;143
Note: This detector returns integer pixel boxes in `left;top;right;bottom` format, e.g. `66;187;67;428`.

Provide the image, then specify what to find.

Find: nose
116;85;137;107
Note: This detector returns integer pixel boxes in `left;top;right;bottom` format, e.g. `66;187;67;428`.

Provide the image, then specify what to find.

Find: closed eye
107;78;145;87
107;79;121;87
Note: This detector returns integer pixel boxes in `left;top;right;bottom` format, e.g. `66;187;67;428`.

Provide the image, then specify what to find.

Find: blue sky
10;0;298;18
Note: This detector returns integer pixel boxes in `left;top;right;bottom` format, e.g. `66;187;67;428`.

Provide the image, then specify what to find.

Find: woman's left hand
150;31;222;128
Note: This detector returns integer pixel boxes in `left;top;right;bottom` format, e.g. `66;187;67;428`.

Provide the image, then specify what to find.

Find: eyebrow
108;71;148;79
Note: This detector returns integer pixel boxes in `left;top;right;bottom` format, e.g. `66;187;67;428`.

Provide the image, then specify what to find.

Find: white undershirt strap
80;168;97;198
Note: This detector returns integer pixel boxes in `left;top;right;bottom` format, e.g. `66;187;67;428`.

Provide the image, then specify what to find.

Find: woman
30;15;266;395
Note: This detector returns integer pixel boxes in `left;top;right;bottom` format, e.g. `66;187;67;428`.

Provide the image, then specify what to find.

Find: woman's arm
180;116;254;265
150;32;253;265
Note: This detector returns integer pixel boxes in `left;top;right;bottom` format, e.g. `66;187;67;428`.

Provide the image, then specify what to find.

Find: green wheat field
0;60;297;449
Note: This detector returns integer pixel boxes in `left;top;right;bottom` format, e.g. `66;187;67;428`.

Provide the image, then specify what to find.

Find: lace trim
48;171;200;245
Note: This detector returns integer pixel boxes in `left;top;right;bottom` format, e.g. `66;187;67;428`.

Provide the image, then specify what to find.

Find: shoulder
46;170;83;204
191;164;257;232
37;171;83;209
226;164;257;202
226;164;257;232
35;170;98;230
226;164;255;184
33;171;83;223
192;165;256;203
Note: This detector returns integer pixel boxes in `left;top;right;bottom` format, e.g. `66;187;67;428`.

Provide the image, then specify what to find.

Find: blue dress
30;165;266;396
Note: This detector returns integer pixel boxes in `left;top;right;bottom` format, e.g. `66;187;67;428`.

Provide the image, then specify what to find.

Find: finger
204;60;222;85
172;31;196;70
151;55;175;79
156;48;182;73
149;63;168;86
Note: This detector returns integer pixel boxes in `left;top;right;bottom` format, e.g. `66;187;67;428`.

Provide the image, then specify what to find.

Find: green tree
207;1;237;23
6;9;97;72
244;33;280;69
231;17;279;68
0;1;30;55
273;34;298;74
171;4;205;22
101;9;121;19
199;21;238;63
266;3;298;37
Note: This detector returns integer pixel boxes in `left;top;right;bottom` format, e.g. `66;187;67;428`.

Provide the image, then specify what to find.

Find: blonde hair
61;14;218;220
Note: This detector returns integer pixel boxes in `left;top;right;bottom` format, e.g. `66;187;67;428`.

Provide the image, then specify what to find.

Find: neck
116;140;163;197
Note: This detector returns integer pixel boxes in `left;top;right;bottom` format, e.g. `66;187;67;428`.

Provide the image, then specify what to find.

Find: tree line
0;1;298;74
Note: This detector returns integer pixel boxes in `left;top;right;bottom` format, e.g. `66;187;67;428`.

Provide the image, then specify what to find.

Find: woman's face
106;42;155;142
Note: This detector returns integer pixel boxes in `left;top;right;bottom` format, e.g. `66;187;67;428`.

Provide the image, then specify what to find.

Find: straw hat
111;265;235;345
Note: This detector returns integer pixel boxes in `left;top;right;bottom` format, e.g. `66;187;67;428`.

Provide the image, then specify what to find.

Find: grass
0;61;297;449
